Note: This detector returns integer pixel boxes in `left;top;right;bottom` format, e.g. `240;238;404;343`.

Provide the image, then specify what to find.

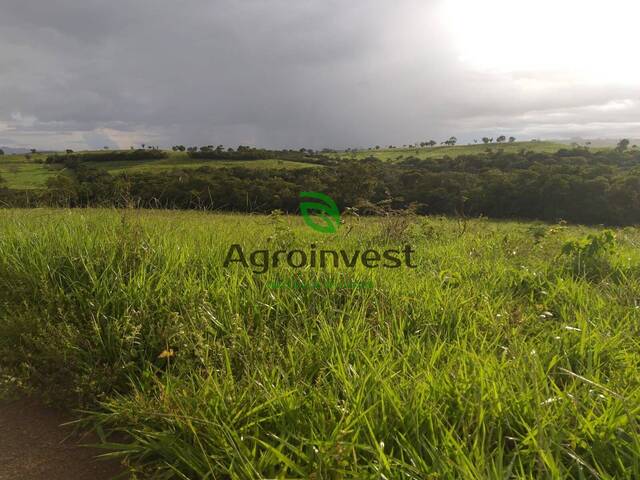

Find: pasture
0;209;638;478
338;141;572;162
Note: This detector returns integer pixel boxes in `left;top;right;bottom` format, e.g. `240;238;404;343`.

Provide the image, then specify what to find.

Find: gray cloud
0;0;638;150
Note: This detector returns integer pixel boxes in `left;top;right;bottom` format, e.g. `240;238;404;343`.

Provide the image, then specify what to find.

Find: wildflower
158;348;175;359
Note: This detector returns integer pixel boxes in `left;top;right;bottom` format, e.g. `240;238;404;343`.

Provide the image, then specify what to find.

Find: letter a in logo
299;192;341;234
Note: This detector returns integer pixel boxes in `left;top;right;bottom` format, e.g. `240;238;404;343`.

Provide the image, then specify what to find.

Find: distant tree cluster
473;136;517;144
45;149;167;165
187;145;271;160
186;146;326;163
416;136;518;146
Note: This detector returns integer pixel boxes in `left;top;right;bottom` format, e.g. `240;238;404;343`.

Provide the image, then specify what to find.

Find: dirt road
0;399;124;480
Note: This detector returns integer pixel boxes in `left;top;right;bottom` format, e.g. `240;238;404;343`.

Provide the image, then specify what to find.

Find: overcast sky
1;0;639;150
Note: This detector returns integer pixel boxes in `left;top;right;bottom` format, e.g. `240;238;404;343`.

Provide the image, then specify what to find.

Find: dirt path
0;399;125;480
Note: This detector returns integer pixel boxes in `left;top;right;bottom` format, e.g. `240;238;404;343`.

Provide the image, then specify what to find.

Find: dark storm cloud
0;0;638;149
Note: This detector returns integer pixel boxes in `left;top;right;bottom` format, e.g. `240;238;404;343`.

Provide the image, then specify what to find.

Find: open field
338;141;581;162
0;151;321;189
0;154;60;189
0;209;638;478
84;156;320;175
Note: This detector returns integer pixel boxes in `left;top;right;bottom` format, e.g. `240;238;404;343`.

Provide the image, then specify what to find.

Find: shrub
561;230;617;278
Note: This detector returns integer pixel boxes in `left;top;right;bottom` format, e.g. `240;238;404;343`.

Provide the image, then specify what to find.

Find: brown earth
0;399;126;480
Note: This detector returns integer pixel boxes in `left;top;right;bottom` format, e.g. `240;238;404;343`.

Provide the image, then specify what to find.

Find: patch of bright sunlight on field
440;0;640;85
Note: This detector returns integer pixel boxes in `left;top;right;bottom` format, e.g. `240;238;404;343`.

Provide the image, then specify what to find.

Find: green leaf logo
300;192;341;234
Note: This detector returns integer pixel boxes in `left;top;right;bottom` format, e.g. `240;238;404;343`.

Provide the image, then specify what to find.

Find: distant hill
337;140;570;162
0;140;617;190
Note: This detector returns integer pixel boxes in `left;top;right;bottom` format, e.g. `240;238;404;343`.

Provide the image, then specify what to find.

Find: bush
561;230;618;278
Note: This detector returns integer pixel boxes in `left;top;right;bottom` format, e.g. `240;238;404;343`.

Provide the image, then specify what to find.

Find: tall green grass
0;209;638;478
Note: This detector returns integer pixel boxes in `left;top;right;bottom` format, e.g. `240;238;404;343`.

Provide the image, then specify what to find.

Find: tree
428;140;436;147
443;136;457;146
0;149;4;156
30;148;37;154
482;137;491;144
496;135;506;143
66;149;74;154
616;139;630;152
508;136;516;143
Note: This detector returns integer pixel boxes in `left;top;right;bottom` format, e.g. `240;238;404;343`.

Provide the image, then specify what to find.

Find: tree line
2;146;640;225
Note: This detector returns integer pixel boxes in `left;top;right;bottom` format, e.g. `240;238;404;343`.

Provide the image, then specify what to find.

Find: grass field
0;154;60;189
0;152;320;190
84;156;320;175
0;209;638;478
338;141;574;162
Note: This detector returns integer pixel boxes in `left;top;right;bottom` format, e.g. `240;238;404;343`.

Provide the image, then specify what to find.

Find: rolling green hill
0;151;322;189
84;156;320;175
0;141;605;190
0;154;60;189
338;141;574;162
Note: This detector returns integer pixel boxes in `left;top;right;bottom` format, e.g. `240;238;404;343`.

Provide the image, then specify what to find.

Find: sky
1;0;639;150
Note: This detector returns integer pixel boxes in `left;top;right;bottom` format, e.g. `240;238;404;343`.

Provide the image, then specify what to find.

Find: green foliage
0;211;639;478
45;148;168;165
187;145;271;160
562;230;617;258
528;224;548;244
561;230;618;278
5;146;640;226
616;138;630;153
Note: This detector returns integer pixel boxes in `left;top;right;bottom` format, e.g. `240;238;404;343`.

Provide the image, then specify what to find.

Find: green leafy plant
561;229;617;277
